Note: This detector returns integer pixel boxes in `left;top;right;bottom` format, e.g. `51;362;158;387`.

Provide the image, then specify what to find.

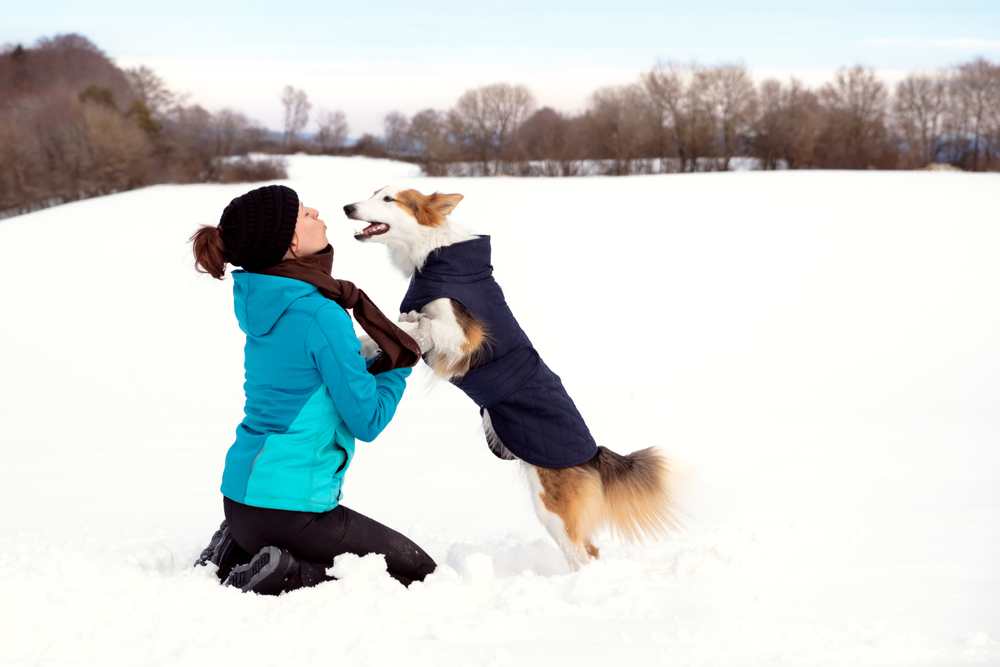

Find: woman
190;184;436;595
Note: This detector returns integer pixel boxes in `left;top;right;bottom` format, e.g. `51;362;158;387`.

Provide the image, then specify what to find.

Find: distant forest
2;33;999;218
0;35;290;218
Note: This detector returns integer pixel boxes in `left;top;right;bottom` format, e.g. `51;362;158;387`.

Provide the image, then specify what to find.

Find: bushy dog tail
586;446;684;543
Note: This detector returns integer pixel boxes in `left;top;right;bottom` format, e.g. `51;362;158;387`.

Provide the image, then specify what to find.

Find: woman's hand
358;334;381;360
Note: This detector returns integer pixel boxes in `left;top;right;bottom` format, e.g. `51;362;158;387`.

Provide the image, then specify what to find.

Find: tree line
2;33;998;218
374;60;1000;176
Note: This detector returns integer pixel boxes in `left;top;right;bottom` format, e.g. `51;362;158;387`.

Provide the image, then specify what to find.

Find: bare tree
893;73;949;167
165;104;217;180
314;109;349;153
27;34;135;104
281;85;311;146
352;134;385;157
817;66;891;168
518;107;582;176
0;112;23;211
751;78;785;169
483;83;535;170
383;110;410;157
989;74;1000;166
703;64;758;170
750;77;822;169
640;68;673;170
641;63;714;172
2;92;89;210
82;102;150;193
950;58;1000;170
587;84;653;175
407;108;453;174
124;66;177;120
212;109;264;156
781;79;823;169
450;82;535;175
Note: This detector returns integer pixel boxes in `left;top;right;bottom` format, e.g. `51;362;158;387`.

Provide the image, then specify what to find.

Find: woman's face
286;202;328;258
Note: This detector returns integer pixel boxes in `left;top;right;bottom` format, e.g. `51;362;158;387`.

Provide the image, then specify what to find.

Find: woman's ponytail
190;225;228;279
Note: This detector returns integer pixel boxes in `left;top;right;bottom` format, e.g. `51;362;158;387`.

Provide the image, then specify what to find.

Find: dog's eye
383;196;393;202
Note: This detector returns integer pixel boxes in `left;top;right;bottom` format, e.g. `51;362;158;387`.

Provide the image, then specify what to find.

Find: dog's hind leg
524;463;603;572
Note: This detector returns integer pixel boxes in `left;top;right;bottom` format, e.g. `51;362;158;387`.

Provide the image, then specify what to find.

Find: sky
4;1;999;135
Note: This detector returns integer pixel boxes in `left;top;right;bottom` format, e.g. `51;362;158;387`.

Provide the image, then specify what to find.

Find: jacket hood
232;270;318;336
417;235;493;283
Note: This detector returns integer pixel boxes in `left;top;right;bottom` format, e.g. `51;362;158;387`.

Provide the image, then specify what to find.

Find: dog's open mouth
354;222;390;239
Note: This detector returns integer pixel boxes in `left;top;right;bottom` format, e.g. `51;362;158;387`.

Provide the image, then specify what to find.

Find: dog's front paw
396;316;435;355
398;310;423;323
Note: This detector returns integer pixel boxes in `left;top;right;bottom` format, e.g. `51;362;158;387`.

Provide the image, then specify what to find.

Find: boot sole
225;546;297;595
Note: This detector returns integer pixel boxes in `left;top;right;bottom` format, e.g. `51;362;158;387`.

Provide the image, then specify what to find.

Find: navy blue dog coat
400;236;598;469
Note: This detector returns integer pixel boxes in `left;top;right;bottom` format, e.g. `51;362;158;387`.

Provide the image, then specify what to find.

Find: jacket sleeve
305;302;411;442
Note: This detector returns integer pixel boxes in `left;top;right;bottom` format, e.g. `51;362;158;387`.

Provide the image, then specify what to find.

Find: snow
1;155;998;666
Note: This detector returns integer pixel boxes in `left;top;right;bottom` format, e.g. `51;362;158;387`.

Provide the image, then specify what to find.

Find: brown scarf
255;245;420;375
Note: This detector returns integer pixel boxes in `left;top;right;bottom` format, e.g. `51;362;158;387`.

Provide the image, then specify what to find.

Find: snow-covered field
1;156;998;666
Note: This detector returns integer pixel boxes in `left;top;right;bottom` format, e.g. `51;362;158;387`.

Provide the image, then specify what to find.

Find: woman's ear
283;233;300;260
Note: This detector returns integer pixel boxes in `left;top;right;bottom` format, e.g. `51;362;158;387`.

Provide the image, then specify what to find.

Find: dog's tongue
362;222;388;236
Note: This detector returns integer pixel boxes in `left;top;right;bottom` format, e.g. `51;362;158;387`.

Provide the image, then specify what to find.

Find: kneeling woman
191;185;436;595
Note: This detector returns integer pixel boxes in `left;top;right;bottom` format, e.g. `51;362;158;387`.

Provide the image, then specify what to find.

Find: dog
343;186;682;571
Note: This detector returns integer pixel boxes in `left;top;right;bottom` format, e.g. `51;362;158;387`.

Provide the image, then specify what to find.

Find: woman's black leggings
223;497;436;590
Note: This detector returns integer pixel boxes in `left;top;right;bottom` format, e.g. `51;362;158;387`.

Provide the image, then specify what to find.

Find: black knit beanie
218;185;299;272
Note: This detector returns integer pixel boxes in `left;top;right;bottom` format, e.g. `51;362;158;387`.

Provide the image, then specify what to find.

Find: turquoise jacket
220;271;410;512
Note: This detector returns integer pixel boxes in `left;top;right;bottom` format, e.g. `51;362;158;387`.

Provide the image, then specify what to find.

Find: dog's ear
395;190;463;226
427;193;463;217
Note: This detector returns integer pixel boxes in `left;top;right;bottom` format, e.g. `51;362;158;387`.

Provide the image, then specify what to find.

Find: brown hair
190;225;228;280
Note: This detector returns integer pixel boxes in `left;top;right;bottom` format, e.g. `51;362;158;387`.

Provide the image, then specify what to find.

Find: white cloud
865;37;1000;50
866;38;914;45
931;39;1000;49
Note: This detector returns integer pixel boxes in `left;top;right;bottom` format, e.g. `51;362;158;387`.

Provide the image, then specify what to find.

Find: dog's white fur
344;186;681;571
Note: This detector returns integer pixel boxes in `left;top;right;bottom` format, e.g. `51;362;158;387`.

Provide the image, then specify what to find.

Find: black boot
224;546;301;596
193;520;251;581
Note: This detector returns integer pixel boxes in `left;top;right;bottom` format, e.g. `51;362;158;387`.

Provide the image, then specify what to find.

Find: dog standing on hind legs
344;186;683;571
